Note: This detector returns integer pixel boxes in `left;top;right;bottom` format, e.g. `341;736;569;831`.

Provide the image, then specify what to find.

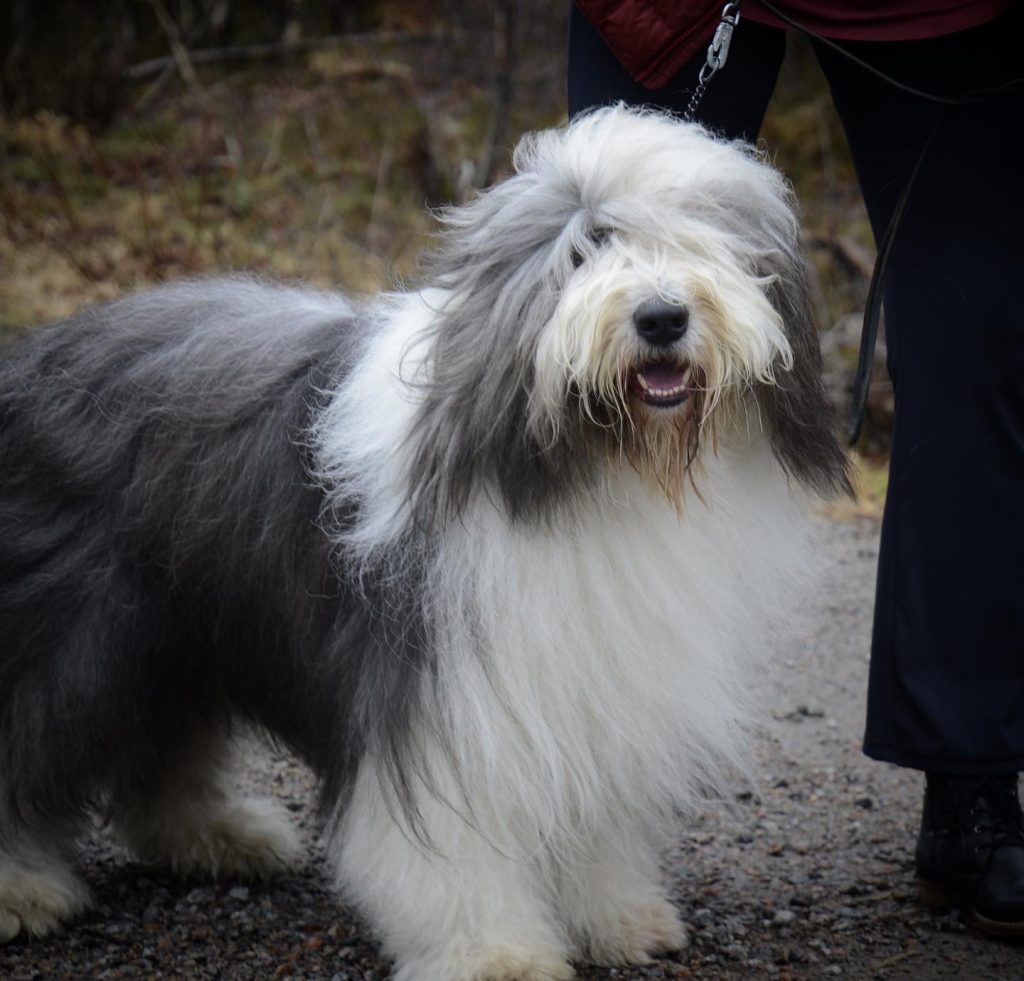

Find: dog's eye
570;226;611;269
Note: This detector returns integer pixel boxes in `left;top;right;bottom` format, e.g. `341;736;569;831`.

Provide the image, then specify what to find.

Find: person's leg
567;5;786;141
811;5;1024;931
812;4;1024;775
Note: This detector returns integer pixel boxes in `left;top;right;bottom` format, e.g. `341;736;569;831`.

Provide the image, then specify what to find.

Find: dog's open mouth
630;362;693;408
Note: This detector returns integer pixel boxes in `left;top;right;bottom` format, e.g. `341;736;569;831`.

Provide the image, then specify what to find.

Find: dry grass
0;52;548;328
820;453;889;521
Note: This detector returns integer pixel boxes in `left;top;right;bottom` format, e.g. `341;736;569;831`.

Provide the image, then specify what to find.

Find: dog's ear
758;248;853;497
405;177;592;527
683;137;851;496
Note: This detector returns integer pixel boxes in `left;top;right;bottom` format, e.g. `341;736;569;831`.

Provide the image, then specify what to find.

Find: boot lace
965;778;1024;848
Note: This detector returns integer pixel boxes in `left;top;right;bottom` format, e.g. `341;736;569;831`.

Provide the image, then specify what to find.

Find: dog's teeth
646;382;687;396
634;365;692;401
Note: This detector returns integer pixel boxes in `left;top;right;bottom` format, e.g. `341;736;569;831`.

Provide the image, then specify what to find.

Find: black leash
689;0;1024;445
843;114;944;444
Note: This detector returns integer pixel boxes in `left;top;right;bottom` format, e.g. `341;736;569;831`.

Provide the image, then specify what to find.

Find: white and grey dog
0;106;848;979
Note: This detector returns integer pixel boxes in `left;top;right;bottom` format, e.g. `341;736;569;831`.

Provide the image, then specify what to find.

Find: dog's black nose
633;299;689;347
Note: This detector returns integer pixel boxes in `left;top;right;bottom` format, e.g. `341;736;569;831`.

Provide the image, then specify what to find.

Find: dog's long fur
0;107;848;978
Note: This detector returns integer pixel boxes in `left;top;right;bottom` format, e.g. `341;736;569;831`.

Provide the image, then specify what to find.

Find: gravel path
3;516;1023;980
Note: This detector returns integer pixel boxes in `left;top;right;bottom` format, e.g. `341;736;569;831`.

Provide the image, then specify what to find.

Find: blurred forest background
0;0;891;488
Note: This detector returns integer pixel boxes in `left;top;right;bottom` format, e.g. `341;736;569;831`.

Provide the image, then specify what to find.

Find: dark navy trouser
568;4;1024;772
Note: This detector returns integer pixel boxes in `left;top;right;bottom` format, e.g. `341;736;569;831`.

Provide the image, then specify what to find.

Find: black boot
916;772;1024;937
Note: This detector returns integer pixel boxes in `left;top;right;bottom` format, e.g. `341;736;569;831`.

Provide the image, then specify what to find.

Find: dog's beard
626;376;708;505
536;342;747;509
585;364;716;508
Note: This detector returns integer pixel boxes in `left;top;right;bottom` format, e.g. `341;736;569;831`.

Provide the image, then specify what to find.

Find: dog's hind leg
0;570;146;943
109;729;301;881
0;820;90;944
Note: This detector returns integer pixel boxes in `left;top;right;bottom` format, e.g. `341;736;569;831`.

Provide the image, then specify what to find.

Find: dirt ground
3;515;1023;981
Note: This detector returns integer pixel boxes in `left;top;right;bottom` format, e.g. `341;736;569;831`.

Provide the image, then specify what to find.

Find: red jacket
575;0;1015;89
575;0;724;89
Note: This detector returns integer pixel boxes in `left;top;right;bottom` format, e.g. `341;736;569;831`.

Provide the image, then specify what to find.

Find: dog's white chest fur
434;448;808;830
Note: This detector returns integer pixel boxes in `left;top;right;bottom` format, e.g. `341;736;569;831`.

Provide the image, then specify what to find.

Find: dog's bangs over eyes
569;225;612;269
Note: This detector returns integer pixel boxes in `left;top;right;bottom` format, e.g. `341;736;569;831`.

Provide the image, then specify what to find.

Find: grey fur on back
0;279;430;837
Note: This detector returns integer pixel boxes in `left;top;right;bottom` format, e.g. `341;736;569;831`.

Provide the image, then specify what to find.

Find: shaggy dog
0;106;848;980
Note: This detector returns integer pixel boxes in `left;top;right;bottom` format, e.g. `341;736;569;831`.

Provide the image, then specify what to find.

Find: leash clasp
699;2;741;83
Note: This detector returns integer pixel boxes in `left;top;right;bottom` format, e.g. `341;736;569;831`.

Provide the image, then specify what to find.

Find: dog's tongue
638;365;687;389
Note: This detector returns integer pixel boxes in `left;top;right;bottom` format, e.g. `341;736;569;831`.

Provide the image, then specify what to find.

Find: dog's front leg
332;759;575;981
556;822;688;967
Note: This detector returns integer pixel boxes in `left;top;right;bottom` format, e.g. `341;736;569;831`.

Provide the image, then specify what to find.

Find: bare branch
803;233;875;280
142;0;201;93
475;0;518;188
124;31;457;81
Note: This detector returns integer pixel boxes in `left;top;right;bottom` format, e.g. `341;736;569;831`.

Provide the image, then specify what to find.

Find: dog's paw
470;945;577;981
136;797;302;880
587;899;689;966
395;945;576;981
197;799;302;879
0;864;90;943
